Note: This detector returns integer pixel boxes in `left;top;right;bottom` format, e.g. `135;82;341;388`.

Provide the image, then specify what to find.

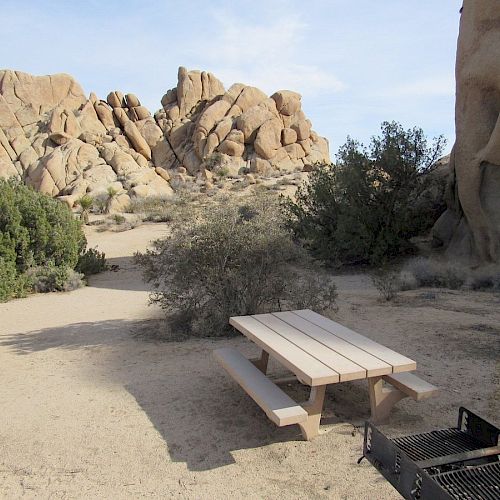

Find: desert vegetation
0;179;106;301
284;121;446;266
135;193;337;338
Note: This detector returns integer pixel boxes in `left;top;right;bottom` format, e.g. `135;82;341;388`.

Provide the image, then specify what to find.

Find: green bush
284;122;446;266
135;195;337;338
76;247;107;276
0;179;88;300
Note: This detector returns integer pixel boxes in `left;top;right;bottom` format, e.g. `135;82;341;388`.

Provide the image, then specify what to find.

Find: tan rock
226;129;244;144
214;117;233;143
0;70;86;116
154;166;170;182
152;140;177;170
134;106;150;120
135;119;163;148
197;100;231;135
271;90;301;116
432;0;500;263
298;138;311;155
106;91;124;109
94;101;116;130
250;157;272;175
236;106;275;143
281;128;297;146
234;86;268;113
125;94;140;108
284;143;305;160
203;133;219;158
0;158;18;179
113;107;130;127
217;139;244;157
254;118;282;159
123;120;152;160
114;135;131;149
291;120;311;141
161;88;177;107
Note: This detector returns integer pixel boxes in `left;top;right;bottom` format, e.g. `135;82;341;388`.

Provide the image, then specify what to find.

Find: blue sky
0;0;462;155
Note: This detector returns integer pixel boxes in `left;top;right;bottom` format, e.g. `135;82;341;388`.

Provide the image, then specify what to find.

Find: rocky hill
0;67;330;211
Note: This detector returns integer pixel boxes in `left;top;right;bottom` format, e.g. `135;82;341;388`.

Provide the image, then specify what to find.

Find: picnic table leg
251;350;269;374
299;384;327;440
368;376;407;424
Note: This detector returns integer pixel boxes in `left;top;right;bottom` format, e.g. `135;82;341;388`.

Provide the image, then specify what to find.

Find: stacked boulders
0;70;173;210
155;67;330;176
0;67;330;211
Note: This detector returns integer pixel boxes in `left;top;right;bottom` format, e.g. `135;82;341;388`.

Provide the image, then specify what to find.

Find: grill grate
434;462;500;500
392;428;487;462
363;407;499;500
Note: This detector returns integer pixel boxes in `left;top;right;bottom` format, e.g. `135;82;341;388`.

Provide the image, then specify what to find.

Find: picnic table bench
214;309;438;440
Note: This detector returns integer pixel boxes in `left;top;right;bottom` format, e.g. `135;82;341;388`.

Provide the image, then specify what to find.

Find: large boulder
432;0;500;264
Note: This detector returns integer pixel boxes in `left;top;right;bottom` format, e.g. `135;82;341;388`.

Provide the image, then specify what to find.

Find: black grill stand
362;407;500;499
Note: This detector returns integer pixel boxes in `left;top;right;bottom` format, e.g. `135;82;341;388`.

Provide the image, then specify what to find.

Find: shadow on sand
0;318;376;471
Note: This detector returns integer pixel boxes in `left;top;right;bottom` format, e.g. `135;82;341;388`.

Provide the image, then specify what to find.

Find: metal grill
434;462;500;500
392;428;487;462
362;407;500;500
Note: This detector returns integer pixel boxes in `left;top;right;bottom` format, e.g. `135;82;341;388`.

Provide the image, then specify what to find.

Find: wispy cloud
388;75;455;98
201;10;345;96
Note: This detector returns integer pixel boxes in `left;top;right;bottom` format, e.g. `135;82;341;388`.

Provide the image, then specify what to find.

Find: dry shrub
402;257;467;290
371;269;400;301
135;194;337;338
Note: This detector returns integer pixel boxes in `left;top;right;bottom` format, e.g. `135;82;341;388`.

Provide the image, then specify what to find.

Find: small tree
284;121;446;266
105;186;118;214
77;195;93;224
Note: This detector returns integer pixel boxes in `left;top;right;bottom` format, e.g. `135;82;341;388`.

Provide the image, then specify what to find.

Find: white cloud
201;10;345;96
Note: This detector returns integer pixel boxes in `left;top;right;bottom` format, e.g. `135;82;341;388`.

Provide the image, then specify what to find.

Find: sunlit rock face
0;67;330;208
433;0;500;264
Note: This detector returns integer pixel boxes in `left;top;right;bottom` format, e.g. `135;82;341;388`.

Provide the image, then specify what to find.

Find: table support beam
299;384;327;440
368;376;407;424
250;350;269;374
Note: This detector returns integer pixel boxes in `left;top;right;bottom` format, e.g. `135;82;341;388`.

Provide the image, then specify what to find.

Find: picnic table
214;309;438;440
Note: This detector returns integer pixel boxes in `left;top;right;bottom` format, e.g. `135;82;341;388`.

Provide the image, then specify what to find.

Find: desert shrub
0;180;108;300
0;257;31;301
284;121;446;266
28;263;85;293
402;257;466;289
135;195;337;338
203;152;224;171
467;266;500;291
111;214;126;224
128;196;179;222
0;178;85;276
76;247;107;276
371;269;400;301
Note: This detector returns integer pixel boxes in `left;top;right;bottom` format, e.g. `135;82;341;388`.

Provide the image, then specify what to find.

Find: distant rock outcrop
432;0;500;264
0;67;330;210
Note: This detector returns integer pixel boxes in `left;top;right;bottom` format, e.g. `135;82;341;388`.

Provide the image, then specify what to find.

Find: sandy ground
0;223;499;499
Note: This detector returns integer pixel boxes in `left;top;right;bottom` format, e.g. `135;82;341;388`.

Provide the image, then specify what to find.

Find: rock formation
433;0;500;264
0;67;330;211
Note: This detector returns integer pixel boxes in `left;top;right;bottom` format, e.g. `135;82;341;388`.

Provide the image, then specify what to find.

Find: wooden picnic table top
229;309;417;387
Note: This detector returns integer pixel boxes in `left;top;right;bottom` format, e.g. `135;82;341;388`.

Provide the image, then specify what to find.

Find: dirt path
0;224;498;499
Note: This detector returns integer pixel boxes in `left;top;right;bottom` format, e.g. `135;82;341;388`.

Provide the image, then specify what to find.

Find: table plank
253;313;366;382
293;310;416;373
272;311;392;378
229;316;340;386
